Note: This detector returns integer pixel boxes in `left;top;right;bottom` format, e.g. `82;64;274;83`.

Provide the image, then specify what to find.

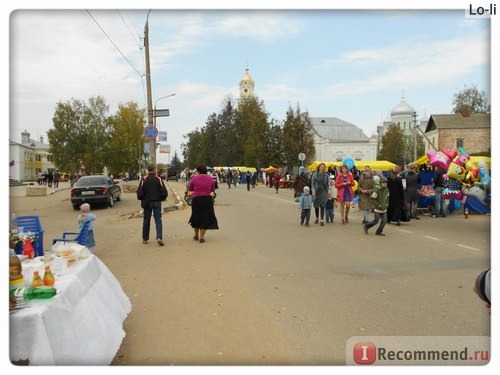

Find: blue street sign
144;125;158;140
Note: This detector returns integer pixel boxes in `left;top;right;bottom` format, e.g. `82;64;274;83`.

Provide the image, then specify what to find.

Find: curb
164;182;185;212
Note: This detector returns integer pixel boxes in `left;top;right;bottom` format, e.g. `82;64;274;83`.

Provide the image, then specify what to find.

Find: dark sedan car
70;175;121;210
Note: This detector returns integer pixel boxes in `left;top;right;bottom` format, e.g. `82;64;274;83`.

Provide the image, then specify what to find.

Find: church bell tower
239;68;255;100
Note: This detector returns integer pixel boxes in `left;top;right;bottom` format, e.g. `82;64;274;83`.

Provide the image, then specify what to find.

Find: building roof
424;113;490;133
240;68;254;83
391;97;415;117
310;117;370;142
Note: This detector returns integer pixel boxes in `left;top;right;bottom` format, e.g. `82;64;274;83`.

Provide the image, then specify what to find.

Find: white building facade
9;131;55;182
311;117;378;161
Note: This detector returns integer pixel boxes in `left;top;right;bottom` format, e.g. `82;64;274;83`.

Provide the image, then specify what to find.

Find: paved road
8;181;490;365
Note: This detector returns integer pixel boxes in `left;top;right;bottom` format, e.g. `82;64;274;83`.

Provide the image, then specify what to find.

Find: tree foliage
236;96;270;167
47;97;145;175
108;102;145;175
282;104;315;169
182;95;282;169
48;96;112;174
379;124;406;165
170;151;183;171
452;84;490;115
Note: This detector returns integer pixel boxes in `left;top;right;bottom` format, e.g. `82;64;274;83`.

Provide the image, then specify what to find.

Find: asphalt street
8;180;490;365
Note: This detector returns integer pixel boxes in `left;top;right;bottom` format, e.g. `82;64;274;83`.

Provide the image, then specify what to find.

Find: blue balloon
343;157;355;171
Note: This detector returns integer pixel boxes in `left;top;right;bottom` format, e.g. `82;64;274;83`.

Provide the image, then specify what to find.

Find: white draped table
10;254;131;365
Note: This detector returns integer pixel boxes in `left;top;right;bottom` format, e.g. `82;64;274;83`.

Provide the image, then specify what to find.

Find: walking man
137;164;168;246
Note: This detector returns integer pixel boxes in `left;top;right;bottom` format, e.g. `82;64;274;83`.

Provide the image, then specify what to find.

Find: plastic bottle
464;208;469;219
10;286;57;300
10;213;18;234
43;265;55;286
9;255;25;290
23;239;35;259
31;271;44;287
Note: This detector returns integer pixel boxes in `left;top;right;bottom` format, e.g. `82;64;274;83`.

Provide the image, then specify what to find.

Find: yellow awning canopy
307;160;397;172
214;166;257;173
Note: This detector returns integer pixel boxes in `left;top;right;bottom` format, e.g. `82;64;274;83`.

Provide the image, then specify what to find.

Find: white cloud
315;30;489;98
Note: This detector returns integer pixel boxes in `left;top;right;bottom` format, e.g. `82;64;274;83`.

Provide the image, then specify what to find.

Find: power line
124;10;144;47
85;10;143;78
117;10;143;51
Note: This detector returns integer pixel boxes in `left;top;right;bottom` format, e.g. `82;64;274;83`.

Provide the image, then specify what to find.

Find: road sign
154;109;170;117
158;131;168;142
298;153;306;161
144;125;158;140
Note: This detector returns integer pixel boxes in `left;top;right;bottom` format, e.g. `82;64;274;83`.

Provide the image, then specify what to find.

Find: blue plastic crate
13;216;44;257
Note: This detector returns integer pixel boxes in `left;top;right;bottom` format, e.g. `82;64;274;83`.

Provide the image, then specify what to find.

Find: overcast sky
6;3;493;166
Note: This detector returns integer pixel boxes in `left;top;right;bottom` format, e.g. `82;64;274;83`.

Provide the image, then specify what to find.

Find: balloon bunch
426;147;490;203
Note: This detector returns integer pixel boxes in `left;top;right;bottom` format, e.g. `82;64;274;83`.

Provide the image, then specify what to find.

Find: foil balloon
427;151;451;170
478;159;491;190
441;148;457;161
454;153;470;167
465;160;479;183
442;179;463;200
342;157;355;171
446;161;466;181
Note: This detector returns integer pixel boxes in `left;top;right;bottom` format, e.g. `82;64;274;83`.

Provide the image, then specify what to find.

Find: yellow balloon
353;180;359;192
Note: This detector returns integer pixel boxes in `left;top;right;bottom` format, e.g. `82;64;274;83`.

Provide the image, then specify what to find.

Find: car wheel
108;195;114;208
116;193;121;201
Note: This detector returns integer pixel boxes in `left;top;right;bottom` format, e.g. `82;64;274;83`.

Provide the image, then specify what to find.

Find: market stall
10;253;131;365
307;160;397;172
414;149;490;214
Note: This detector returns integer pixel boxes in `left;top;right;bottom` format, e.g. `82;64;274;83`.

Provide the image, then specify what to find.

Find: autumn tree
452;84;490;115
107;102;145;175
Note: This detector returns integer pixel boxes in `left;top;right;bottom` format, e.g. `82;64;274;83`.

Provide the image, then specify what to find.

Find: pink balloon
427;151;451;170
441;148;457;160
454;153;470;167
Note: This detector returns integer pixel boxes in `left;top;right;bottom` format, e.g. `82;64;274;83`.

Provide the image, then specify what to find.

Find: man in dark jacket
139;164;168;246
432;167;446;217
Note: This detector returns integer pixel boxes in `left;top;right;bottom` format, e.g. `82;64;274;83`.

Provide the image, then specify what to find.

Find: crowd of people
290;161;451;236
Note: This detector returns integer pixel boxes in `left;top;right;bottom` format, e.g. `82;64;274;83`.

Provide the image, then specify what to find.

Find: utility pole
413;111;418;161
144;10;155;165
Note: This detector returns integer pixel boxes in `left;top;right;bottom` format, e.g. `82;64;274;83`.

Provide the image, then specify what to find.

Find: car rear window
75;176;106;187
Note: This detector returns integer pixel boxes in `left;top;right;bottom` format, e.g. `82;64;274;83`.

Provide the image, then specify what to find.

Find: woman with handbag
335;164;355;224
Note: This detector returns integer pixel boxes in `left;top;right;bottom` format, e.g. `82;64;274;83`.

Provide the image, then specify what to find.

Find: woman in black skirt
187;165;219;243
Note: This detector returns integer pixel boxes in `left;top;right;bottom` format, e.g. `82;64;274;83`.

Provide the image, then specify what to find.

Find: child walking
325;193;335;223
298;186;314;226
77;203;96;251
363;177;389;236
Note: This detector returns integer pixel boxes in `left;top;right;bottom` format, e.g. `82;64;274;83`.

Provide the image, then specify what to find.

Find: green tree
282;104;316;170
170;151;183;171
452;84;490;115
379;124;406;165
182;128;203;168
108;102;145;175
265;121;284;167
236;96;270;167
47;96;111;174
